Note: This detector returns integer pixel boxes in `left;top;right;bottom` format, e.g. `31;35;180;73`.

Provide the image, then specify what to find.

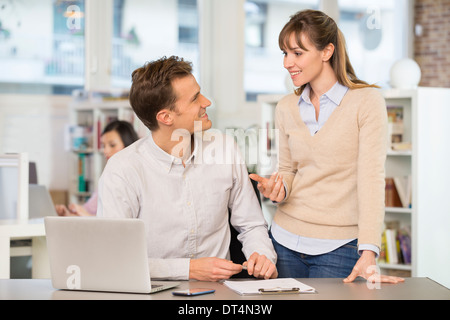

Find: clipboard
223;278;316;295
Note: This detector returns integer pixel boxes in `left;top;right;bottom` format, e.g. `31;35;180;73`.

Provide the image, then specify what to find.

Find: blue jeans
270;231;359;278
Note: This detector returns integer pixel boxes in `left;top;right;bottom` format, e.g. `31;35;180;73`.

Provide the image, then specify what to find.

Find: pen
258;287;300;294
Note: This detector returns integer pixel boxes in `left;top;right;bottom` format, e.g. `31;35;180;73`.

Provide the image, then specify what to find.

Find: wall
414;0;450;87
0;94;71;191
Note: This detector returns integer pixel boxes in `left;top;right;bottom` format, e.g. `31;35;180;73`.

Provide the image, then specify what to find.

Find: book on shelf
391;142;412;152
393;176;412;208
387;105;404;144
398;227;412;265
77;153;93;194
385;176;412;209
385;228;399;264
70;125;93;151
385;177;403;208
387;105;411;152
379;221;411;266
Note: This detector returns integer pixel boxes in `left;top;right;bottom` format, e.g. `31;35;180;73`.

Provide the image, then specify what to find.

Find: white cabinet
257;87;450;287
68;99;147;205
383;87;450;288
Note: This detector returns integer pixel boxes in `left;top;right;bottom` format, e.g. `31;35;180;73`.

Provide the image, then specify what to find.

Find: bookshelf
257;87;450;286
68;96;147;205
381;89;414;275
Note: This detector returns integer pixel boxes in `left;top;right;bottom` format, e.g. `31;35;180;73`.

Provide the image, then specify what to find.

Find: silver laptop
44;216;179;294
29;184;57;219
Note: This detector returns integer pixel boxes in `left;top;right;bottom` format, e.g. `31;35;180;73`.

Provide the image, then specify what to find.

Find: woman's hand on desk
343;250;405;284
249;172;285;203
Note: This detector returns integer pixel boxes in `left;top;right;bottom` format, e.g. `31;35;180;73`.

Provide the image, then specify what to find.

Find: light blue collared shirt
271;82;379;256
299;81;348;136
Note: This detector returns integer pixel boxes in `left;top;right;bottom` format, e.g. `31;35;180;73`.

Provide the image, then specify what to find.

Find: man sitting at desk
97;56;277;281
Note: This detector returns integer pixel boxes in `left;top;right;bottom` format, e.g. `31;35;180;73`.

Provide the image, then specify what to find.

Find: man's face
171;74;212;134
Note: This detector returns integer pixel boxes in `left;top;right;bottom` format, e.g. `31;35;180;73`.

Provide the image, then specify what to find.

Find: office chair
29;162;38;184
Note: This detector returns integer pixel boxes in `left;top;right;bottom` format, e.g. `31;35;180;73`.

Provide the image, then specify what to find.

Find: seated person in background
55;120;138;216
97;56;277;281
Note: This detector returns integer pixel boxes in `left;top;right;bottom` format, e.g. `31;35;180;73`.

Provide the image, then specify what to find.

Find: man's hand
189;257;243;281
243;252;278;279
249;172;285;203
343;251;404;284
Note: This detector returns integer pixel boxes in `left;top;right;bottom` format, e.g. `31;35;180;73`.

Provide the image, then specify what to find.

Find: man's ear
156;109;173;126
322;43;335;62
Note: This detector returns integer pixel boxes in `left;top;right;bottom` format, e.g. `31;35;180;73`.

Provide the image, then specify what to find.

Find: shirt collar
299;82;348;106
147;131;199;173
299;84;312;105
326;81;349;106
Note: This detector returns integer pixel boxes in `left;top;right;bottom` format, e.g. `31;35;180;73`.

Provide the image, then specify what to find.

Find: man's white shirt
97;130;276;280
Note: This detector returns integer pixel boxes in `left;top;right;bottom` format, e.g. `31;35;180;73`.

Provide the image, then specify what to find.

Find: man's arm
227;138;278;278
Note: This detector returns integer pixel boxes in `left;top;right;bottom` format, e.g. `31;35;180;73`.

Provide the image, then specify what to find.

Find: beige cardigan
274;87;388;249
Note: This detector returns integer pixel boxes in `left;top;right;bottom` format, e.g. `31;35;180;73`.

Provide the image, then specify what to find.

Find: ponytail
333;29;379;89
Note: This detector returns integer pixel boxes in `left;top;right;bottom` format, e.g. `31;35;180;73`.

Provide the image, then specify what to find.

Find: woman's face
282;32;327;88
101;130;125;160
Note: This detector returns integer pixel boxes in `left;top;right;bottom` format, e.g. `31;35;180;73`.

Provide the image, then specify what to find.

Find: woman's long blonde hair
279;9;379;95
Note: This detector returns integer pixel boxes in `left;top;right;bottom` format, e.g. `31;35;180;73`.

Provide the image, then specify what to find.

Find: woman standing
250;10;403;284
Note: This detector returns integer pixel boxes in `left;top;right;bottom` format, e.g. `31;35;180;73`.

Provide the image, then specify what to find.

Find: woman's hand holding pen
249;172;286;203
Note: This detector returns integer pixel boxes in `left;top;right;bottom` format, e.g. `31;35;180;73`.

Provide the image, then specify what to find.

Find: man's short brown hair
129;56;193;131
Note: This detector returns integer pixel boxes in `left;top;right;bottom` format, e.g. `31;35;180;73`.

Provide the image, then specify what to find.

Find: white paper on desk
223;278;316;295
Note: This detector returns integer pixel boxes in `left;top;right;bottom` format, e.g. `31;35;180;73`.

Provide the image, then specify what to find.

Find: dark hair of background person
102;120;139;147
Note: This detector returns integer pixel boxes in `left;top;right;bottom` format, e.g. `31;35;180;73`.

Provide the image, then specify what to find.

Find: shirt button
187;201;191;206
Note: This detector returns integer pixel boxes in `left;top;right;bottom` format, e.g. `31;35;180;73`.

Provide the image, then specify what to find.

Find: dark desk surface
1;277;449;300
